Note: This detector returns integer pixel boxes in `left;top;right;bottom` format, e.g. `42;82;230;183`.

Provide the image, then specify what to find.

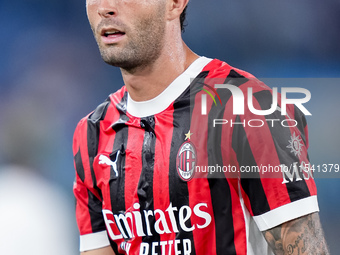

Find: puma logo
99;151;120;177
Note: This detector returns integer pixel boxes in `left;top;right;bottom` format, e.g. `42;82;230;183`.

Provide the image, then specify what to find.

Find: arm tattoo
263;212;330;255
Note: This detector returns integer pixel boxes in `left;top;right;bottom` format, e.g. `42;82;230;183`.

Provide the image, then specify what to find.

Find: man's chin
99;50;121;67
102;56;138;70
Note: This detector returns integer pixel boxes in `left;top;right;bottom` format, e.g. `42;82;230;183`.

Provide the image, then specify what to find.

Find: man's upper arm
73;118;110;252
263;212;329;255
80;246;116;255
230;84;327;253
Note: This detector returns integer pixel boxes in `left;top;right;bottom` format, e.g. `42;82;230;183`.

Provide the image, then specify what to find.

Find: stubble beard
95;12;166;72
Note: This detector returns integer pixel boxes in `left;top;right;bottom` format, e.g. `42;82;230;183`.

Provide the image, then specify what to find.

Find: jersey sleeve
232;82;318;231
73;118;110;252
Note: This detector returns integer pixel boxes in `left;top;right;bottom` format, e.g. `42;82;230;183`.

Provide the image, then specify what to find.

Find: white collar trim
127;56;212;118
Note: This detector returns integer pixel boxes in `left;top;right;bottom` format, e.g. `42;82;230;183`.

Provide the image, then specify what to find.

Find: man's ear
166;0;189;22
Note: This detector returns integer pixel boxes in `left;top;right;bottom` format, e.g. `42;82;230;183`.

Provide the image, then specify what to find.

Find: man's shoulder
74;86;127;134
201;58;270;93
200;58;276;113
203;58;256;79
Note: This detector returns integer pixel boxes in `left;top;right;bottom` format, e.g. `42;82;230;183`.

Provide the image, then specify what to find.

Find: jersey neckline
127;56;213;118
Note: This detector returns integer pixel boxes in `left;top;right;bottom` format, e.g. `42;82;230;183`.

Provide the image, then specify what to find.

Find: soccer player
73;0;329;254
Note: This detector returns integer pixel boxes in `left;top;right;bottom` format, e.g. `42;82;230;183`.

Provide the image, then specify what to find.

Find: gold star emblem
185;130;193;140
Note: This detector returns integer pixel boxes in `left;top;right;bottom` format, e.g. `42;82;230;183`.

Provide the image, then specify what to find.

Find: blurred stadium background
0;0;339;254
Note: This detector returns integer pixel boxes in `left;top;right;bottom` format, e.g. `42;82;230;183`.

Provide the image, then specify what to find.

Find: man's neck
121;42;199;102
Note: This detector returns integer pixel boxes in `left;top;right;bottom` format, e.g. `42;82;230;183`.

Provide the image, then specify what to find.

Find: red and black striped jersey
73;57;318;255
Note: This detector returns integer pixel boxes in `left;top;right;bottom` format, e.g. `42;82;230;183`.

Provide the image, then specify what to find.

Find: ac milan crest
176;141;197;181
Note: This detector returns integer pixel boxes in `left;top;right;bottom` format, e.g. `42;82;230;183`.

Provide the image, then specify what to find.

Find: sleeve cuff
253;195;319;231
79;230;110;252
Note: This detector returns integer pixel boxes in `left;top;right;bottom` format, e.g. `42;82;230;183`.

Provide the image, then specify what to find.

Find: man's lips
100;27;126;44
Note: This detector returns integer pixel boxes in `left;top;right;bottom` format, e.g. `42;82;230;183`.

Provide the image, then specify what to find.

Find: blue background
0;0;339;253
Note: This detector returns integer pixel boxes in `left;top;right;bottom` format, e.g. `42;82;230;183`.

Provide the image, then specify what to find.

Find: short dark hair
180;6;188;32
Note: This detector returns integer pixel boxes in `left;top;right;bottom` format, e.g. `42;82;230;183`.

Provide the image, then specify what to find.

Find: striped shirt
73;57;318;255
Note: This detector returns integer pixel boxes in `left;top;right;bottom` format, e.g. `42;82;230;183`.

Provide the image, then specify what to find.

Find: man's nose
97;0;117;18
